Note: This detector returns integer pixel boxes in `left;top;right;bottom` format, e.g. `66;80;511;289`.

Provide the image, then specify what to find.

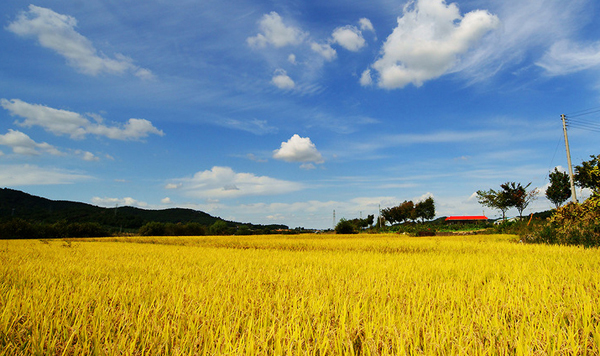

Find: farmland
1;234;600;355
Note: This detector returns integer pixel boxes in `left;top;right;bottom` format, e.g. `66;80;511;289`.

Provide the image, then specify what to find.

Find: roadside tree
574;154;600;194
476;188;511;220
546;168;571;208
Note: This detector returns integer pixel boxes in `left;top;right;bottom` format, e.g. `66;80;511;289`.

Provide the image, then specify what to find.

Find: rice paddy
1;234;599;355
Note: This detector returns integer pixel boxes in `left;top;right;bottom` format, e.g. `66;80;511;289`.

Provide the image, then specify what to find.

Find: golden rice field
1;233;600;355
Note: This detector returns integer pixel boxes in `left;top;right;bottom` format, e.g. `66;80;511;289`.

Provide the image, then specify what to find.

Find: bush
335;218;357;234
139;222;166;236
209;220;230;235
523;194;600;247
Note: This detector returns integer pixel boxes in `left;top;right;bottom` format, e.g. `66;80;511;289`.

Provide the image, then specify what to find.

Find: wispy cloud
168;166;303;199
1;99;164;141
536;40;600;75
7;5;153;79
453;0;591;83
0;164;91;185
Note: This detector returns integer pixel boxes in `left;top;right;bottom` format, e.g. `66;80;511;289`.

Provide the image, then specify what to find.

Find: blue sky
0;0;598;229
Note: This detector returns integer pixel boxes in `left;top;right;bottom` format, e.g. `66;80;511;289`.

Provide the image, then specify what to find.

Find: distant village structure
445;216;489;224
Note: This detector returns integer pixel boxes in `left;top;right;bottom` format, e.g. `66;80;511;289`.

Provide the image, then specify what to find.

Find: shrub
523;194;600;247
335;218;357;234
139;222;166;236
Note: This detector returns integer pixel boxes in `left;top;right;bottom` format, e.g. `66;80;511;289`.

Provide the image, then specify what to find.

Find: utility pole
332;210;336;230
561;114;578;203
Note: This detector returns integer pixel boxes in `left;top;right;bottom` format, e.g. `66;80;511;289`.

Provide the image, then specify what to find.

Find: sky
0;0;599;229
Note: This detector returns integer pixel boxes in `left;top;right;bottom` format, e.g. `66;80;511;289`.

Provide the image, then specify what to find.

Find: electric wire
566;105;600;118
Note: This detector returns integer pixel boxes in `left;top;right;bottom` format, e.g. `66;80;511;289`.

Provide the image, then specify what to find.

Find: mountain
0;188;287;231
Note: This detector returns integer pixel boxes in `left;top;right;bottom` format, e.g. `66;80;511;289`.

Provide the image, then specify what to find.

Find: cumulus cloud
271;69;295;89
273;134;324;164
169;166;302;199
247;12;307;48
536;40;600;76
1;99;164;140
0;129;62;156
368;0;500;89
7;5;153;78
91;196;148;208
310;42;337;61
0;164;91;185
331;26;366;52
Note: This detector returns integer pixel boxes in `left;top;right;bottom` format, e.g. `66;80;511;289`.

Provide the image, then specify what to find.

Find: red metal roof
445;216;488;221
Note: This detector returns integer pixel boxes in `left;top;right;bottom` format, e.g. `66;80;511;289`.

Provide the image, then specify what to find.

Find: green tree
477;188;511;220
501;182;537;219
574;154;600;194
209;220;229;235
335;218;357;234
139;221;166;236
415;197;435;223
546;168;571;208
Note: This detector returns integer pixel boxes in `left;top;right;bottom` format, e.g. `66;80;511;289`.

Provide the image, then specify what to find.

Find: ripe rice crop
1;234;600;355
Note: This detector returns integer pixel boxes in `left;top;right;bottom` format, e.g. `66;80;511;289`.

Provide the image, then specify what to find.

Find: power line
564;116;600;133
566;105;600;118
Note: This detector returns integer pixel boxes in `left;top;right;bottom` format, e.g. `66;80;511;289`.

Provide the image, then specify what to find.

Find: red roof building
445;216;488;223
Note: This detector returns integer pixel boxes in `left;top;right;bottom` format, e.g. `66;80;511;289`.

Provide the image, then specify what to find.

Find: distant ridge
0;188;287;231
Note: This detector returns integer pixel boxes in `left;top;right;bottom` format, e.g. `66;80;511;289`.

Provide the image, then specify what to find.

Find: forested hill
0;188;287;231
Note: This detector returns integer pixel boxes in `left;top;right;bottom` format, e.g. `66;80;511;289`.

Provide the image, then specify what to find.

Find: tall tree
546;168;571;208
503;182;537;218
476;188;512;220
574;154;600;194
415;197;435;223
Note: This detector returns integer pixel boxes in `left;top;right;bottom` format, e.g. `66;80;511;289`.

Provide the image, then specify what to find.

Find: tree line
381;197;435;225
477;154;600;220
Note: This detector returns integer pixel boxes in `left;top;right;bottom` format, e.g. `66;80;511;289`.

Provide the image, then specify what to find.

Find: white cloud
1;99;164;140
452;0;590;83
300;163;316;170
165;183;182;189
369;0;500;89
331;26;366;52
360;69;373;86
0;129;62;156
222;118;277;135
536;40;600;76
247;153;268;163
169;166;303;199
74;149;99;161
288;54;297;64
359;18;375;33
91;196;148;208
247;12;307;48
271;69;295;89
273;134;324;164
311;42;337;61
161;197;172;204
7;5;153;78
0;164;91;185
